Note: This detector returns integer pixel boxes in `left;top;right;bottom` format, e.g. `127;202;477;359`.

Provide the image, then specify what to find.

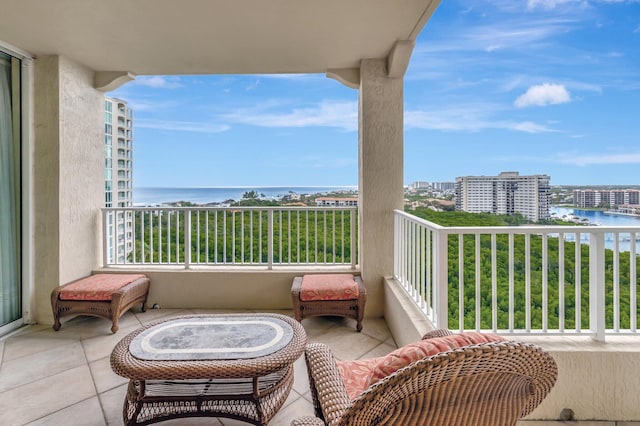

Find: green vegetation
129;208;356;265
409;208;640;331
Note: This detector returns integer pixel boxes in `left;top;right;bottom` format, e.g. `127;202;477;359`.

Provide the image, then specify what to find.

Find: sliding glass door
0;51;21;331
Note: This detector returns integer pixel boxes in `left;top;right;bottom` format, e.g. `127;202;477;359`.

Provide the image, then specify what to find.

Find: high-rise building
573;188;640;208
104;97;134;263
431;181;456;192
455;171;551;221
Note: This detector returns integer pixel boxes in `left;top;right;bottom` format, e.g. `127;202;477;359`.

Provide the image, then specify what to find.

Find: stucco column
33;55;103;324
358;59;404;317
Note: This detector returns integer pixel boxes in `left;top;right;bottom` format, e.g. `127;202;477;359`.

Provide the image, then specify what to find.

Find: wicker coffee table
110;313;307;425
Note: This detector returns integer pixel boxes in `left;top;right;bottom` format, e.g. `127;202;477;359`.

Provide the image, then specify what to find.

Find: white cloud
136;119;230;133
132;76;182;89
246;79;260;91
404;106;555;133
559;153;640;166
220;100;357;131
514;83;571;107
526;0;586;10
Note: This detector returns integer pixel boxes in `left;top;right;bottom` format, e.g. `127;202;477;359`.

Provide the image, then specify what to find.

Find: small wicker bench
51;273;150;333
291;274;366;332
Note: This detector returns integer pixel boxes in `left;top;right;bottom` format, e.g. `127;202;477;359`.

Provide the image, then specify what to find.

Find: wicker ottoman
51;274;150;333
291;274;366;332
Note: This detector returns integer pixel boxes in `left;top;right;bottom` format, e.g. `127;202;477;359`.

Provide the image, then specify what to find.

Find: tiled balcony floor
1;308;637;426
0;309;397;426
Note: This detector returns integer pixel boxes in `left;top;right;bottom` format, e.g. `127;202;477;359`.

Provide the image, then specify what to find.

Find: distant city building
407;181;430;191
407;181;455;193
455;171;550;221
431;181;455;192
315;197;358;207
104;97;134;263
573;189;640;208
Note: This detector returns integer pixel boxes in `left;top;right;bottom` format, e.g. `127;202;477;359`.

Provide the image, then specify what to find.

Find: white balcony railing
394;209;639;341
103;206;358;269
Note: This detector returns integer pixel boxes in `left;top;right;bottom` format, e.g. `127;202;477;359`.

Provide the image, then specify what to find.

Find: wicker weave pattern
51;275;150;333
111;314;307;426
293;336;557;426
292;276;366;332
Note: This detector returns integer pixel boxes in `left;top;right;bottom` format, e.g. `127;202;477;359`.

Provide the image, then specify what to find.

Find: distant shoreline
134;186;357;206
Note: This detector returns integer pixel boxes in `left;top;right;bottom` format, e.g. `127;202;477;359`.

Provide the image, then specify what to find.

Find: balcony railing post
102;209;108;267
434;230;449;330
267;210;274;270
111;210;118;265
351;208;357;269
184;210;191;269
589;231;606;341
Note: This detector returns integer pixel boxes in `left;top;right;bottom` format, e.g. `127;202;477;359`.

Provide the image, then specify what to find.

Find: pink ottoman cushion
300;274;359;301
59;274;147;301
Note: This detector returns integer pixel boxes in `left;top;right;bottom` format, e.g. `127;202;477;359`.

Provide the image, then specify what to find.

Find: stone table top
129;315;294;361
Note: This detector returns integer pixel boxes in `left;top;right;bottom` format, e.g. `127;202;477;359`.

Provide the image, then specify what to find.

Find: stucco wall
91;269;375;313
33;56;61;324
33;55;103;324
358;59;404;318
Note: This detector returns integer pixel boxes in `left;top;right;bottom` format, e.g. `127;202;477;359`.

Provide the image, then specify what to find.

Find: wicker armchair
292;330;557;426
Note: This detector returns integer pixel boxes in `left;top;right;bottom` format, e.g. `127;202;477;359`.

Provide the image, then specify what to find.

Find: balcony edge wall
90;269;382;315
383;277;434;346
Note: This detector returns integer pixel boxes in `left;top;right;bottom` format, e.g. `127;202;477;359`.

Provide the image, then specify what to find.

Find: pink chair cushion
337;332;506;401
59;274;147;301
300;274;359;301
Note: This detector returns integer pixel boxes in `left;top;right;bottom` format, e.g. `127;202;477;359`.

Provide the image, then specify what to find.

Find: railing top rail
394;209;640;234
103;206;358;213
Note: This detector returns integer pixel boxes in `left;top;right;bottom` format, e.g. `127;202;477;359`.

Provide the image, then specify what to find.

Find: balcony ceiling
0;0;440;76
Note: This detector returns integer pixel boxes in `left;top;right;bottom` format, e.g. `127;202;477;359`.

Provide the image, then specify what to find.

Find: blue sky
109;0;640;188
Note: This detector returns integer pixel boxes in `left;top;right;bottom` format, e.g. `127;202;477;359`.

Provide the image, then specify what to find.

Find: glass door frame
0;42;32;336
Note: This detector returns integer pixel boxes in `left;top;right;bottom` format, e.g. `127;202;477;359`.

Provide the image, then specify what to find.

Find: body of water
551;206;640;227
133;186;357;206
552;206;640;252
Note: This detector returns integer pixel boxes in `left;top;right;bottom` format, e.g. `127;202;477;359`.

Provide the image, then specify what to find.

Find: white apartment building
432;181;455;192
455;172;551;221
573;189;640;208
104;97;134;264
407;181;430;191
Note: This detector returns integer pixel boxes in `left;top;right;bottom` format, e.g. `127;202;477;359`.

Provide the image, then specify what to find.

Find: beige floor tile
292;355;310;396
7;323;51;338
3;328;78;361
384;335;398;347
89;356;129;394
0;339;4;366
309;325;383;361
359;317;393;342
297;316;339;336
114;310;144;330
26;396;106;426
359;340;397;359
0;341;87;392
81;323;140;363
134;308;192;324
0;365;96;425
99;383;129;426
270;393;315;425
55;315;118;338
